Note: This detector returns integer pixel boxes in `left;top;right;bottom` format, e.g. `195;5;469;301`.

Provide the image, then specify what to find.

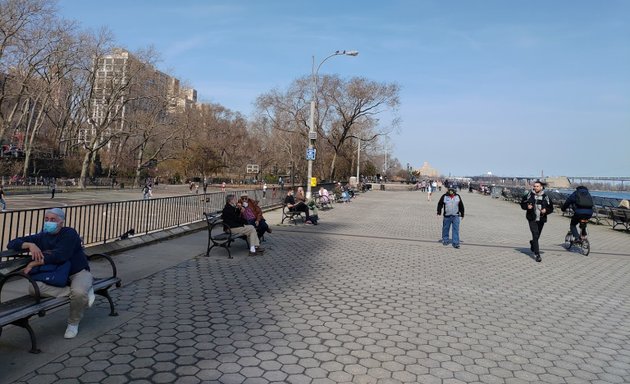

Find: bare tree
19;19;81;176
72;38;159;188
256;74;400;181
320;76;400;180
124;78;181;187
0;0;57;145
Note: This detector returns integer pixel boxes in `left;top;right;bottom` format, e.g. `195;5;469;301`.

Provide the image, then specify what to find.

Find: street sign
310;177;317;187
306;148;316;161
246;164;259;174
309;132;317;140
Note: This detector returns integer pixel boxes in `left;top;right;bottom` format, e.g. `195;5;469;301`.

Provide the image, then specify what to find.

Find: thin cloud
163;36;208;57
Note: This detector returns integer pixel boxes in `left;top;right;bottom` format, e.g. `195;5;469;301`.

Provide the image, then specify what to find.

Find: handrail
0;189;286;250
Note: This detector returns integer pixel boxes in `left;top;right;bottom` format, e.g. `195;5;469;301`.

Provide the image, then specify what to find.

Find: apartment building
82;48;197;143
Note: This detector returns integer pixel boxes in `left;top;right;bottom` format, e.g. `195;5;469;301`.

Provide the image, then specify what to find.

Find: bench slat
0;297;66;326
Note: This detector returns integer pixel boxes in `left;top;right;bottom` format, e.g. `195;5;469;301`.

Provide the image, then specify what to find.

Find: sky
55;0;629;178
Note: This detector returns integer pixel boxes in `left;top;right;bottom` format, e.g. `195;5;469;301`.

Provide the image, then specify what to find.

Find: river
557;189;630;200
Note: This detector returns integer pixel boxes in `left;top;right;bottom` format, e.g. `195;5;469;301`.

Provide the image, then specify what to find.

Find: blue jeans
442;215;460;246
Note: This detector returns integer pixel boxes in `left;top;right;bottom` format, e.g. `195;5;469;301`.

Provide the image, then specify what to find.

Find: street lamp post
306;50;358;199
356;136;361;182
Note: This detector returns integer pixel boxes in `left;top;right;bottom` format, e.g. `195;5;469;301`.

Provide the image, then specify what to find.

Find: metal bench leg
11;318;41;354
96;289;119;316
221;239;234;259
207;243;216;257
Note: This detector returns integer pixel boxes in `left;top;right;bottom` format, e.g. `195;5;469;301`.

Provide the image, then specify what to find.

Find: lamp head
335;50;359;56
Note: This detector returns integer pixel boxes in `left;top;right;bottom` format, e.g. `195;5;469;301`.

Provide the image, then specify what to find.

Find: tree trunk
22;95;49;177
329;152;338;181
79;150;92;189
134;144;146;188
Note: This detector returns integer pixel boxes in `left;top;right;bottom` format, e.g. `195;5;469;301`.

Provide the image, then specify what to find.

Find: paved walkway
2;190;630;383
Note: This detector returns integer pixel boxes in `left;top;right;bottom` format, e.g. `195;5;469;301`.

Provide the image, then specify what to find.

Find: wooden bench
608;207;630;231
203;212;249;258
281;204;304;225
0;250;121;353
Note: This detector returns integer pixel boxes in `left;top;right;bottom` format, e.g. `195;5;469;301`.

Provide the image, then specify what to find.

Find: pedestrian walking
263;182;268;199
437;187;465;248
0;185;7;211
520;180;554;262
142;185;151;200
221;181;226;192
50;181;57;199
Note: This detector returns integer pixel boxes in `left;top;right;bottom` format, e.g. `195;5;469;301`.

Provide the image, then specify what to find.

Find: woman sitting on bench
318;186;331;205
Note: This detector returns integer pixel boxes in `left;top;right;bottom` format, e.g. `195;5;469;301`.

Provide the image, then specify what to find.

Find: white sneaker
87;286;95;308
64;324;79;339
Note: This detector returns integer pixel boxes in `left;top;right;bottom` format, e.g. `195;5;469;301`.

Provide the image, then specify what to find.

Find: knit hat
45;207;66;221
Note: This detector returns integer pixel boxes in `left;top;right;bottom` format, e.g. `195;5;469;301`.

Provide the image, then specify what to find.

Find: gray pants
29;269;93;325
230;225;260;248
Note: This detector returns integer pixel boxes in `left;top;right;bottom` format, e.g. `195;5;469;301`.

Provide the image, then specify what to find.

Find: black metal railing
0;189;286;251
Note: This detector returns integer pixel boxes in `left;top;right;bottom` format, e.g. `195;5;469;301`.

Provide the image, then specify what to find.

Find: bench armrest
87;253;118;279
0;272;43;304
203;211;222;225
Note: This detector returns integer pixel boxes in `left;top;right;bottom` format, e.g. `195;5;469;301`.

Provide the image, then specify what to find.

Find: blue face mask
43;221;59;234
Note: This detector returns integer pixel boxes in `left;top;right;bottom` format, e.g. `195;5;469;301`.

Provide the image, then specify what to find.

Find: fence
0;188;284;251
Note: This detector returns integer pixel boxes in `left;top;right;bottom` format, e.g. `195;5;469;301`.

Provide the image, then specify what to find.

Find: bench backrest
609;207;630;220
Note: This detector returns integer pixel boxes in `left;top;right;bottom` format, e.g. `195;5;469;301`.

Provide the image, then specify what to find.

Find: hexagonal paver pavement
6;190;630;383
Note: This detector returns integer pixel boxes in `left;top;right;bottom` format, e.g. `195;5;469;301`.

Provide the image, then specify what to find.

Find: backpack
575;189;593;208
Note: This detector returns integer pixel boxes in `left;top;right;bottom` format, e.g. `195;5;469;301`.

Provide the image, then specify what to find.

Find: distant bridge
566;176;630;183
471;175;630;187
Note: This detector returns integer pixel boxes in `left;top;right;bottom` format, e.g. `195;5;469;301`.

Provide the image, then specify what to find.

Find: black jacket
222;203;245;228
520;190;554;222
561;186;593;216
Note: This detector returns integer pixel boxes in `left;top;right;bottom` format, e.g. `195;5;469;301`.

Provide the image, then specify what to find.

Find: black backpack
575;189;593;208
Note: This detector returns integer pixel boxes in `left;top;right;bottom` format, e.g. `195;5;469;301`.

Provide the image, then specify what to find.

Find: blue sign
306;148;316;161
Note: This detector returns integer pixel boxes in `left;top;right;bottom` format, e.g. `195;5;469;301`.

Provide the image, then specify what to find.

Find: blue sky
56;0;629;178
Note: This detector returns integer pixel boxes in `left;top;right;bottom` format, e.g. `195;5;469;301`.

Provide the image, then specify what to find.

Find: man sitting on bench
7;208;95;339
285;188;314;224
222;194;265;256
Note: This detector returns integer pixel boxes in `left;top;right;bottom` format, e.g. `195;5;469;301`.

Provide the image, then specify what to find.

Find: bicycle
563;218;590;256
